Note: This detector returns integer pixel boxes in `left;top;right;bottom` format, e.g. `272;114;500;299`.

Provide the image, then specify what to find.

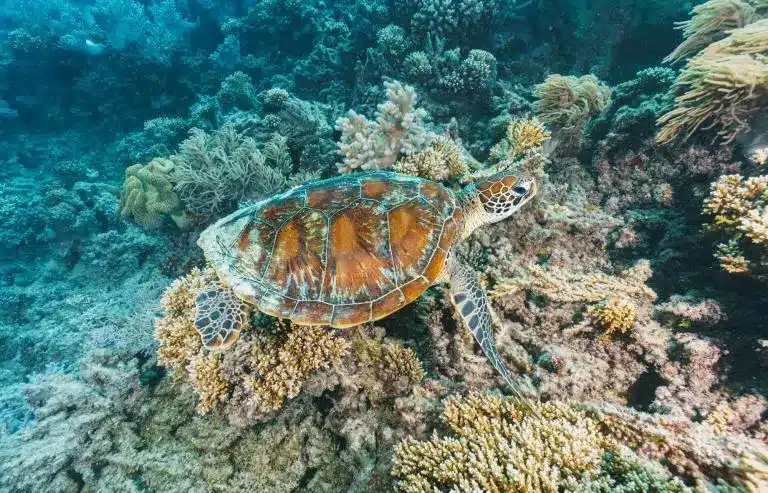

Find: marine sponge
119;157;189;230
534;73;611;149
657;19;768;144
392;392;607;492
393;135;467;182
336;81;436;173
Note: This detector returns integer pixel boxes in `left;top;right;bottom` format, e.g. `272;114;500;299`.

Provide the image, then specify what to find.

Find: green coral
118;157;189;230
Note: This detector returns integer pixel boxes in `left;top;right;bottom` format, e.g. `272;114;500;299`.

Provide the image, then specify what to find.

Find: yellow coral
704;175;768;273
187;353;230;413
588;296;637;336
394;136;467;182
392;393;607;492
155;267;218;367
656;19;768;144
119;158;190;230
490;117;551;164
248;325;350;412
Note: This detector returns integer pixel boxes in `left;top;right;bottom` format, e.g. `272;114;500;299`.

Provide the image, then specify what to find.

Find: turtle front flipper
446;255;534;404
194;280;251;349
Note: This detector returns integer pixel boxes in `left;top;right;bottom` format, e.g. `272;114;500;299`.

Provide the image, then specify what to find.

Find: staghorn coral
393;135;467;182
664;0;764;64
587;296;637;337
489;117;551;165
392;392;607;492
336;81;437;173
119;157;189;230
657;19;768;144
584;403;768;491
534;74;611;150
703;174;768;275
490;260;657;305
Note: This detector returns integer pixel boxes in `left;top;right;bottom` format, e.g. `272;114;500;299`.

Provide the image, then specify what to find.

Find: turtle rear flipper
194;281;251;349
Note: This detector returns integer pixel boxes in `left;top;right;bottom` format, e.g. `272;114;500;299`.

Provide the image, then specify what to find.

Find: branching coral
187;353;230;413
247;324;350;412
393;135;467;182
584;403;768;491
119;157;189;230
393;392;607;492
172;125;288;217
155;266;215;368
489;117;551;165
587;296;637;337
703;174;768;274
336;81;436;173
534;74;611;149
491;260;657;305
657;19;768;144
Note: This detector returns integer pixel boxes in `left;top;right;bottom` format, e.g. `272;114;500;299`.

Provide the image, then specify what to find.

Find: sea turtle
195;170;536;393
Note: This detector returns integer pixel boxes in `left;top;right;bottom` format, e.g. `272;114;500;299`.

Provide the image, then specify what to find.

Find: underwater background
1;0;767;491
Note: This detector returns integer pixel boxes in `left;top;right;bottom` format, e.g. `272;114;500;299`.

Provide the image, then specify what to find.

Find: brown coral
588;296;637;337
393;135;467;182
248;324;350;412
393;393;607;492
155;267;217;368
187;353;230;413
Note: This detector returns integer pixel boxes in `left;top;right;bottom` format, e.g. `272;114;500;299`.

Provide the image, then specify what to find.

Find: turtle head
465;171;537;226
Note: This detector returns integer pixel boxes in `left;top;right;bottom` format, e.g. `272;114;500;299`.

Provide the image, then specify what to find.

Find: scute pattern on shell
199;172;461;328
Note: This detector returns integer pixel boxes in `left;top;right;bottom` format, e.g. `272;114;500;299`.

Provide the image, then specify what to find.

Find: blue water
1;1;766;491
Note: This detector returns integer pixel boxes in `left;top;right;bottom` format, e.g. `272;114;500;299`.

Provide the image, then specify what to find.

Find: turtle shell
198;172;462;328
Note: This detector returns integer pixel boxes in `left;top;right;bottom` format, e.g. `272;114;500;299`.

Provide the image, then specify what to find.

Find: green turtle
195;170;537;394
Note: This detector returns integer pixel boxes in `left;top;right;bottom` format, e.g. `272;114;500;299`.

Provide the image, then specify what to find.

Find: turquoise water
1;1;766;491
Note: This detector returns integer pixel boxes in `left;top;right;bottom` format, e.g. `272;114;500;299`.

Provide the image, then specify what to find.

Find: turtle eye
513;186;527;195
